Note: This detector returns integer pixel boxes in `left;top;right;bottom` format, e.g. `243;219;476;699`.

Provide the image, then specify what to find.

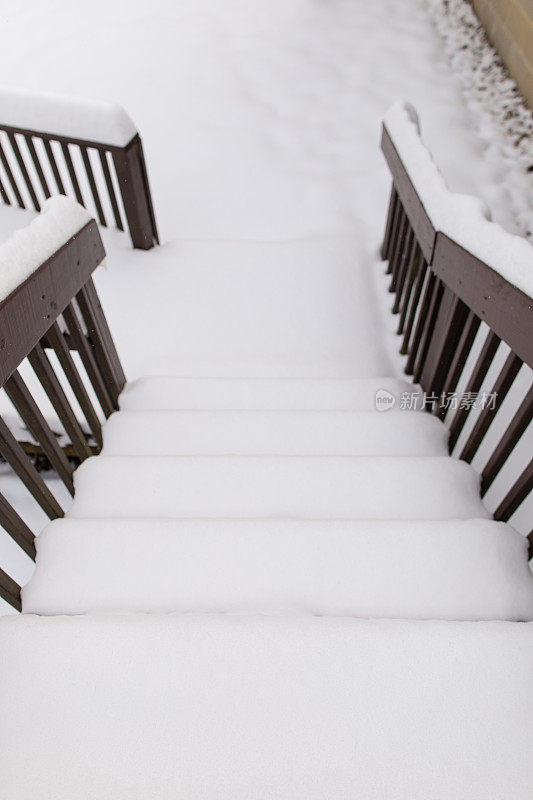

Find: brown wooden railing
0;205;125;610
381;103;533;555
0;92;158;250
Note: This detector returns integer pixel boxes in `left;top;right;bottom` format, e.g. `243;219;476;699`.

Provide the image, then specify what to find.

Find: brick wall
473;0;533;108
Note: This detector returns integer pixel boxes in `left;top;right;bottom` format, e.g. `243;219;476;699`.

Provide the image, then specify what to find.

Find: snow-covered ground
0;0;531;598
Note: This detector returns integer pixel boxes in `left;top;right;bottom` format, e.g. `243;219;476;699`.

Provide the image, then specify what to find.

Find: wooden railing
0;200;125;610
0;89;158;250
381;102;533;554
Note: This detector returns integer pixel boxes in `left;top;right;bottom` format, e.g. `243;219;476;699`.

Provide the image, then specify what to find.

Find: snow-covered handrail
380;102;532;549
0;88;158;249
0;199;125;610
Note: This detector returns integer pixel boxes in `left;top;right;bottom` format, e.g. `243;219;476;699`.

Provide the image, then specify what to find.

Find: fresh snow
1;613;533;800
119;376;422;411
102;409;448;456
0;87;137;146
0;197;92;302
68;454;488;520
384;101;533;297
23;518;533;620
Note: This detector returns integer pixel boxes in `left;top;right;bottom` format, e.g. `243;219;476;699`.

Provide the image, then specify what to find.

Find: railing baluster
392;228;415;314
43;139;66;195
0;416;63;519
413;278;444;385
494;457;533;522
62;303;115;418
448;330;501;452
0;566;22;612
405;269;436;373
61;142;85;205
388;207;408;286
481;386;533;495
7;132;40;211
28;342;93;462
3;370;75;495
24;135;51;199
401;257;428;357
45;322;103;448
76;278;126;404
0;491;36;560
99;150;123;231
434;311;481;420
421;292;470;398
460;352;523;463
380;186;398;261
81;146;106;226
0;172;10;204
0;139;25;207
397;243;420;334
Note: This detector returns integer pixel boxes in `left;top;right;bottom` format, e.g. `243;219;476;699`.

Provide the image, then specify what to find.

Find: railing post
112;134;159;250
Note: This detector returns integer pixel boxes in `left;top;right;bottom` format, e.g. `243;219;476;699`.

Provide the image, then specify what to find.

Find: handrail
0;198;125;610
0;88;158;250
381;101;533;553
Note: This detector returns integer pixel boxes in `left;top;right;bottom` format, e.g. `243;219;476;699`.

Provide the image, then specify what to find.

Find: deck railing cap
0;197;95;304
0;87;138;148
383;100;533;301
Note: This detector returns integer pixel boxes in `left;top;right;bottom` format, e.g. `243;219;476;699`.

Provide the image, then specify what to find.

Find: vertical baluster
448;330;501;451
392;228;415;314
413;278;444;386
434;311;481;420
24;135;51;199
401;257;428;356
61;142;85;205
7;132;40;211
460;352;522;463
481;386;533;495
99;150;124;230
45;322;103;448
62;303;114;418
493;457;533;522
0;492;36;560
0;566;21;612
380;186;398;261
3;370;74;495
28;342;93;461
43;139;66;194
0;139;25;207
0;416;63;519
81;146;106;226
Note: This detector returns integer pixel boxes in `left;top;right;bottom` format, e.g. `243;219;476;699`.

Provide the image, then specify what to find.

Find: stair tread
23;518;533;620
1;613;532;799
69;454;488;520
102;408;447;456
119;376;421;411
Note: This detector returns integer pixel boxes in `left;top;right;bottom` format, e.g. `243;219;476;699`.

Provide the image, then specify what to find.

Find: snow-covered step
23;518;533;620
69;455;488;520
119;376;422;411
102;409;448;456
1;613;532;799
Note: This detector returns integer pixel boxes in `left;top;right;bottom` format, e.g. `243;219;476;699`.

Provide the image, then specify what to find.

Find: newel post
112;134;159;250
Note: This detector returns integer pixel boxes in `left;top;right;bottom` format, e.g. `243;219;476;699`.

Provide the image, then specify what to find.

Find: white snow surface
69;454;488;520
384;101;533;297
0;196;92;302
0;86;136;146
102;408;448;456
1;613;533;800
120;376;423;411
23;518;533;621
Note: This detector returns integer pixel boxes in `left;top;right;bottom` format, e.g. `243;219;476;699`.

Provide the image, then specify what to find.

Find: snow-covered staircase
22;377;533;623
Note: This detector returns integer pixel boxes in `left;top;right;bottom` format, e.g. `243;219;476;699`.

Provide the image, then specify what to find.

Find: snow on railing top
0;196;93;303
383;101;533;299
0;87;137;147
